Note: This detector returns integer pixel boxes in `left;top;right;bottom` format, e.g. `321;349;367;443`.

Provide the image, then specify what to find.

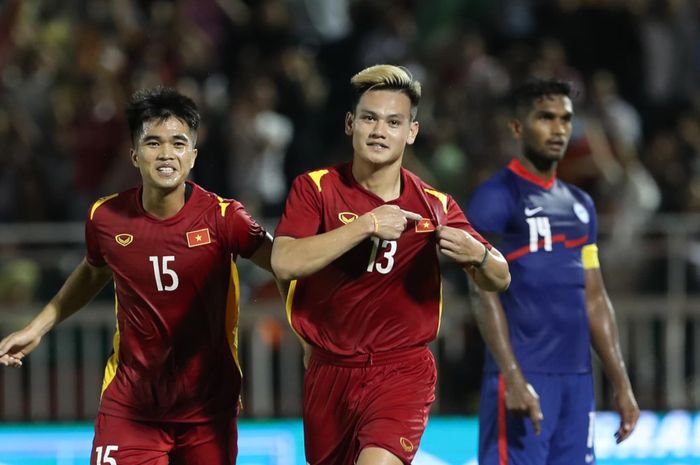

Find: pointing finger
530;406;543;435
400;209;423;221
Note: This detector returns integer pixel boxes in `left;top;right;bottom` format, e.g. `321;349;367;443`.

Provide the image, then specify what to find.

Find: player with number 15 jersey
0;87;279;465
86;181;265;422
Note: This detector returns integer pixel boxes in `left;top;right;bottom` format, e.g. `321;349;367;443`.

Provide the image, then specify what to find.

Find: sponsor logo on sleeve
115;234;133;247
186;228;211;247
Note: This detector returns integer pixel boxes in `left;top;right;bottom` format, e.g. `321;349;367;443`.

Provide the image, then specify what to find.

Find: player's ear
191;149;198;168
130;149;139;167
509;118;522;139
406;120;419;145
344;112;354;136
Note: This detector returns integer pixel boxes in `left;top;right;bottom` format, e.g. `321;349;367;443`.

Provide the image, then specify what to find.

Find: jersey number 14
526;217;552;252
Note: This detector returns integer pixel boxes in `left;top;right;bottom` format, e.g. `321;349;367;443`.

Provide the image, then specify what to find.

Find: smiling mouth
156;166;176;175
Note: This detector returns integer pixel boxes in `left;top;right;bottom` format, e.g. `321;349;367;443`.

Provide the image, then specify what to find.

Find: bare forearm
29;259;112;336
272;216;373;280
589;297;631;389
586;269;632;391
469;248;511;292
474;289;522;377
24;303;62;339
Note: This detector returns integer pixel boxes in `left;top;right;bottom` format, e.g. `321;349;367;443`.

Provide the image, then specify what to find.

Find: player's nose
369;120;387;138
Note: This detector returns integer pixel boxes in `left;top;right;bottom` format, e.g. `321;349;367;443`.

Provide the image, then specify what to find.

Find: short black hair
510;78;573;115
126;87;200;145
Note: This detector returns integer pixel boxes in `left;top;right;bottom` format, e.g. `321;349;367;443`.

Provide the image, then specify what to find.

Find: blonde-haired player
272;64;510;465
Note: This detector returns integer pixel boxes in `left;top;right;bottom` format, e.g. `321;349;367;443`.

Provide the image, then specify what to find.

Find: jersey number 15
149;256;180;291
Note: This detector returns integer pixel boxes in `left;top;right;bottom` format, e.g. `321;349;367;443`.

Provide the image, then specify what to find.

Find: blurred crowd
3;0;700;413
3;0;700;300
3;0;700;224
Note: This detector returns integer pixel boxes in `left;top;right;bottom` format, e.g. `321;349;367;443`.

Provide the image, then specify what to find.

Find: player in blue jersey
467;79;639;465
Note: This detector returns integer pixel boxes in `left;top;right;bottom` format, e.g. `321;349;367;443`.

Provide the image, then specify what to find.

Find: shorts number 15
95;445;118;465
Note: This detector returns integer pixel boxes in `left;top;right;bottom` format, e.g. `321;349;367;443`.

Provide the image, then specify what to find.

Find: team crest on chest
186;228;211;247
115;233;133;247
338;212;358;224
573;203;589;224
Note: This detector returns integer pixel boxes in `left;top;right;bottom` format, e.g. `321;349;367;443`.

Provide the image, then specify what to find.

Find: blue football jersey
467;159;597;373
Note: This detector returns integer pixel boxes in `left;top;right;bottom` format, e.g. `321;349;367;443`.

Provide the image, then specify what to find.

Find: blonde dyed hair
350;64;422;120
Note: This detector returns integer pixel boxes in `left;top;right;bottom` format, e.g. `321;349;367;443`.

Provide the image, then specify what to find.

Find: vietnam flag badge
415;218;436;233
186;228;211;247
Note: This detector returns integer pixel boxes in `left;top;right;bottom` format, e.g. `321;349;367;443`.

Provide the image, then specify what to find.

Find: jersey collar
136;181;199;224
343;161;409;204
507;159;556;190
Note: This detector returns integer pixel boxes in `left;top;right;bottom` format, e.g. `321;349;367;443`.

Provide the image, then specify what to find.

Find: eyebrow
142;134;191;142
358;109;408;120
535;110;573;118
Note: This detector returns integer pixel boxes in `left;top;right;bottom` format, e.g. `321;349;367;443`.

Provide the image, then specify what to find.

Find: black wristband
474;245;489;269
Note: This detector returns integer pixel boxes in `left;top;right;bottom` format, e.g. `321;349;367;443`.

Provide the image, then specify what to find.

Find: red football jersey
275;162;490;355
85;181;265;422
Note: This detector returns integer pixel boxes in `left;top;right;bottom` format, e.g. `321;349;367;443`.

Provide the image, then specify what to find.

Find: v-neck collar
343;161;408;203
507;159;556;190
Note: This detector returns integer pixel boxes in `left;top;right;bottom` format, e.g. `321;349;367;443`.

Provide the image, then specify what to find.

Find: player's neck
519;155;557;181
141;183;187;219
352;159;402;201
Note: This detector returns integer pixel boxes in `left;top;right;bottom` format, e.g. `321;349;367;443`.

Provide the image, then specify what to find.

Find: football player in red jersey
0;87;280;465
272;64;511;465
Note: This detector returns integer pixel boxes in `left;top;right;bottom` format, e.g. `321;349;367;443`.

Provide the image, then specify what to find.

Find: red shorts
90;413;238;465
303;346;436;465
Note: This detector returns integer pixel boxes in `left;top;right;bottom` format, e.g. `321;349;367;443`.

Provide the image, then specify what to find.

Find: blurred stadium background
2;0;700;463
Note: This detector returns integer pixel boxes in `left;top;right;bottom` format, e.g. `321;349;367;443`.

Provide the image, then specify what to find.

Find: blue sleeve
583;193;598;244
465;178;513;236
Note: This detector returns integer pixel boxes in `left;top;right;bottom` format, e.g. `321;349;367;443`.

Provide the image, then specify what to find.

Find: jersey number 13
366;238;397;274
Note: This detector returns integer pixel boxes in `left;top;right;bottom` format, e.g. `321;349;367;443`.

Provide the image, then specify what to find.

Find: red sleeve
275;174;322;238
84;214;106;267
225;202;267;259
445;195;493;250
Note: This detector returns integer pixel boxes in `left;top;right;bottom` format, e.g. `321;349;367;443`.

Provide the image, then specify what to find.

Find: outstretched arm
272;205;421;280
0;259;112;367
473;287;542;434
586;267;639;443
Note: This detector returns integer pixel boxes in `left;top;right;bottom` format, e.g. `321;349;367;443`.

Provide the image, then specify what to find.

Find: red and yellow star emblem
186;228;211;247
415;218;436;233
